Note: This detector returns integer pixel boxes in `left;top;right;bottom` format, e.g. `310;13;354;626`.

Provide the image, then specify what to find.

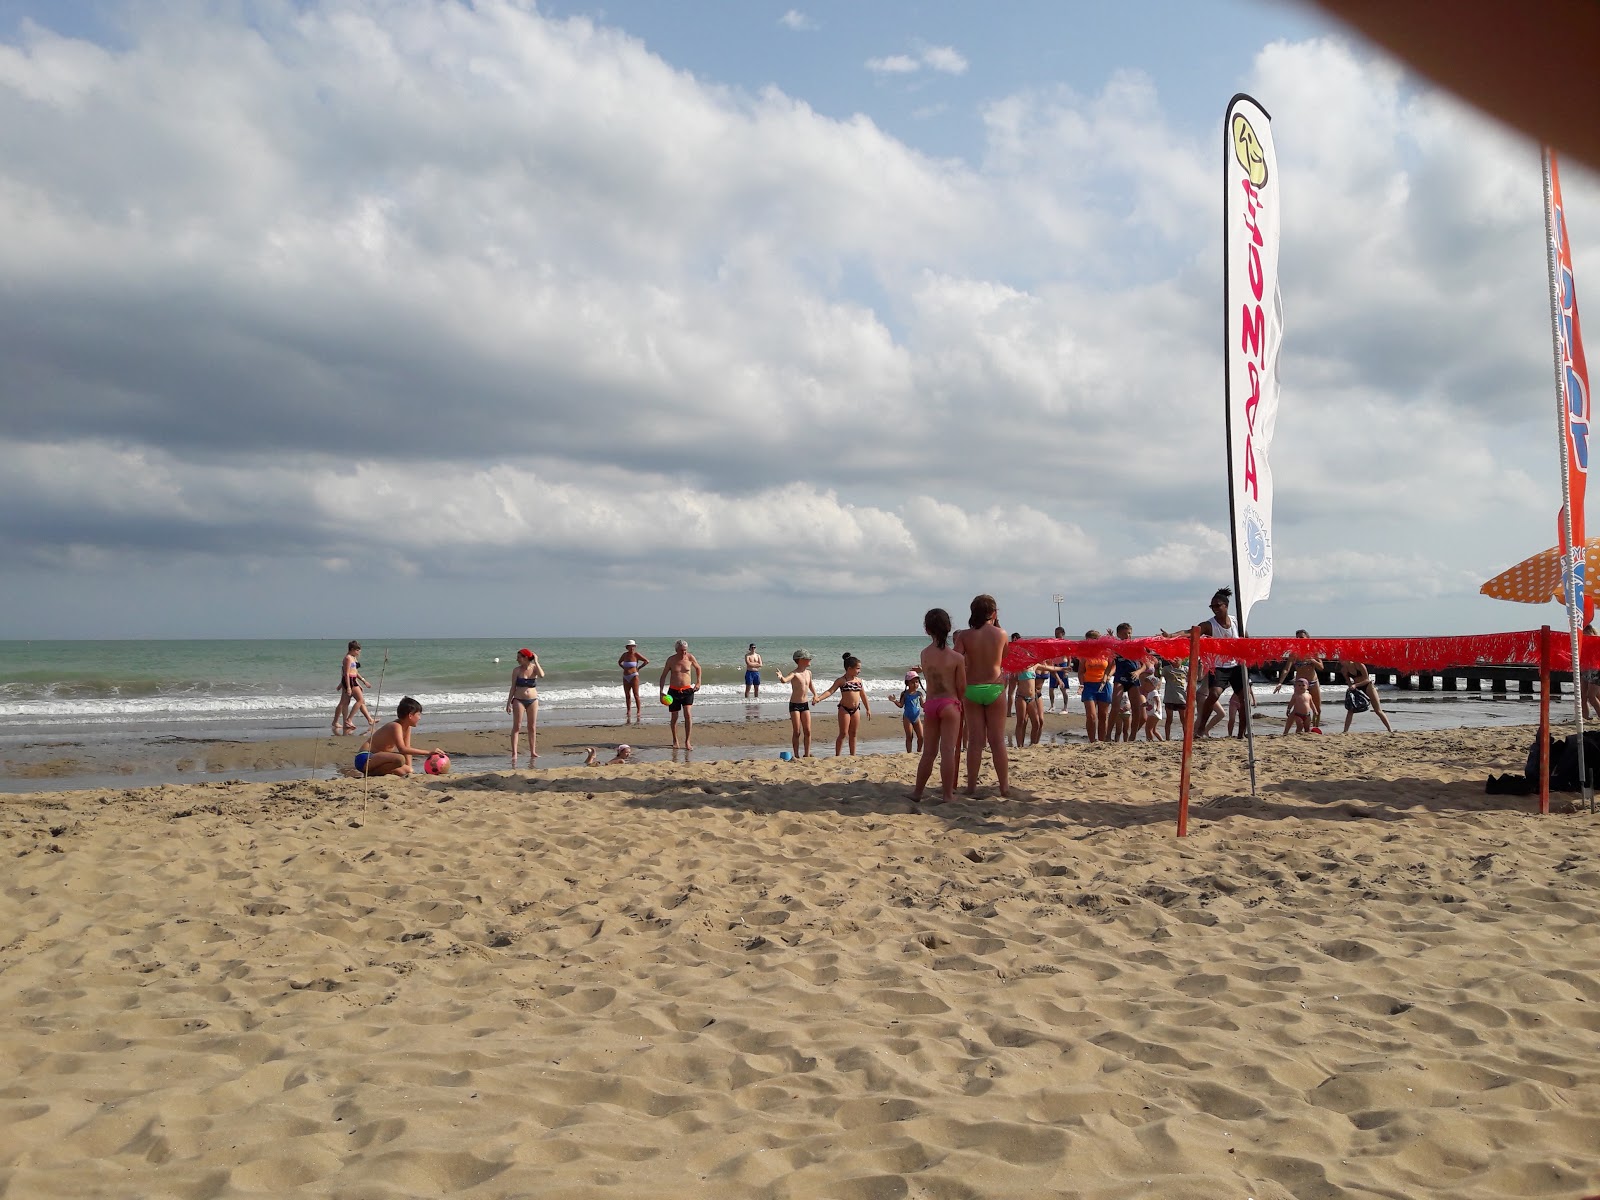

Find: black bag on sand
1549;730;1600;791
1491;731;1600;793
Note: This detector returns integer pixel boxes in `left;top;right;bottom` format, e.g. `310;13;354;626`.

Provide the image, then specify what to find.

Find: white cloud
919;45;967;75
865;53;919;75
0;2;1595;637
866;43;968;77
779;10;815;32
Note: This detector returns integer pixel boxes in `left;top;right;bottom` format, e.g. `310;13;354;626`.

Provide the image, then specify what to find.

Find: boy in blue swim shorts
348;697;443;777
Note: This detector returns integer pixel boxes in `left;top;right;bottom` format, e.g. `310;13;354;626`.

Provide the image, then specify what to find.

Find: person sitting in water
584;744;634;765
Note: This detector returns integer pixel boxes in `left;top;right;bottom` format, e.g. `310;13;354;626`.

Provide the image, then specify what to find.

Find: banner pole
1240;608;1258;799
1544;148;1591;810
1177;626;1202;837
1540;625;1552;816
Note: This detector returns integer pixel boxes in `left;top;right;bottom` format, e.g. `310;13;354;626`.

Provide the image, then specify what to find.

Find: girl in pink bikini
911;608;967;804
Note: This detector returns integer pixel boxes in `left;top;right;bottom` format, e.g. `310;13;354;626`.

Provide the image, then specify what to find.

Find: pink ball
424;752;451;775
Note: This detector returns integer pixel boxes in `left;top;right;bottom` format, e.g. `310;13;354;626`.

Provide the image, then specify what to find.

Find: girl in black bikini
815;653;872;756
333;640;374;734
505;647;545;766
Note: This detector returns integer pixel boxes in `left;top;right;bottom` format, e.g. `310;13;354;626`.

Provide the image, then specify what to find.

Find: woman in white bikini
815;653;872;756
618;640;650;724
505;648;545;766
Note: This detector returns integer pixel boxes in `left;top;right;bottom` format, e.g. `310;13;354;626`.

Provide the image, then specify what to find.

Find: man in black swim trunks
658;639;702;749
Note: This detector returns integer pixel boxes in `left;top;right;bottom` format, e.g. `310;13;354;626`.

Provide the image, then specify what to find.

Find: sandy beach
5;725;1600;1198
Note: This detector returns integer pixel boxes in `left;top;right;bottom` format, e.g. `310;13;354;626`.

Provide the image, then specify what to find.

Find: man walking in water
659;639;702;749
743;643;763;699
953;594;1009;798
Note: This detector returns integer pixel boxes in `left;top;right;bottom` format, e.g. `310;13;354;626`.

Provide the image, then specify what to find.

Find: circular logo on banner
1232;113;1269;188
1243;507;1272;579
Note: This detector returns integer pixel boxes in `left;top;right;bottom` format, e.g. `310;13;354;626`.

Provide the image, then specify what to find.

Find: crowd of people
332;587;1396;781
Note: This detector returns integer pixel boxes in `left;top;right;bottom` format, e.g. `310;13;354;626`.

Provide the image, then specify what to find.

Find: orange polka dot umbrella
1480;538;1600;604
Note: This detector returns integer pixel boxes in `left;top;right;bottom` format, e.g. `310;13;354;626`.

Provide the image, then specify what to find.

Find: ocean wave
0;677;916;721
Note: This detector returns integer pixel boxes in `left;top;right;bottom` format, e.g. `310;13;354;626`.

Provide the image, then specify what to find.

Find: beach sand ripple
4;728;1600;1197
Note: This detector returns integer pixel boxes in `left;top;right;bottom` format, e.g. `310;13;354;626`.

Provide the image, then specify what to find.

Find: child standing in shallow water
1283;678;1313;734
815;653;872;755
911;608;967;804
889;672;925;752
774;651;818;758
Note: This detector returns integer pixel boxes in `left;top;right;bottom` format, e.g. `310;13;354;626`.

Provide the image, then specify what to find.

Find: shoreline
0;699;1564;795
0;709;1077;791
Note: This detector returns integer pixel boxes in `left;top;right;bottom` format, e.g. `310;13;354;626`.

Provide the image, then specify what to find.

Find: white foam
0;676;917;723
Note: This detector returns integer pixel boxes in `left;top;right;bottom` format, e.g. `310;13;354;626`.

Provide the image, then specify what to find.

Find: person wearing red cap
505;647;545;767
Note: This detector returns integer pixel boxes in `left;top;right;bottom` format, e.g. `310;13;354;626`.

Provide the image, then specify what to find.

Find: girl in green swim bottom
953;594;1009;799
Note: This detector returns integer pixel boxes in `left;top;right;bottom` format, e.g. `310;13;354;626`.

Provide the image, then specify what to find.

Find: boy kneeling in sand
349;697;444;777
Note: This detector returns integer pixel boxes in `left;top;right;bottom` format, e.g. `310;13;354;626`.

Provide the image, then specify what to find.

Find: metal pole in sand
360;648;391;816
1540;625;1552;816
1177;626;1202;837
1239;604;1258;799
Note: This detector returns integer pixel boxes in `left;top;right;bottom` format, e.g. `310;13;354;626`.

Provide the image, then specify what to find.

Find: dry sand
4;726;1600;1198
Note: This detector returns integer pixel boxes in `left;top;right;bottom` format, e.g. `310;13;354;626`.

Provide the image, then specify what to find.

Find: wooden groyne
1260;662;1572;697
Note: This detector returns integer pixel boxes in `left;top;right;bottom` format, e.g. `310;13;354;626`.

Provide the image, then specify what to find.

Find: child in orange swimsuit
1075;632;1112;743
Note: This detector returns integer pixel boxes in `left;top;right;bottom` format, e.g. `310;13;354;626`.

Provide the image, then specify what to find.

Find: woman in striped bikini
815;653;873;756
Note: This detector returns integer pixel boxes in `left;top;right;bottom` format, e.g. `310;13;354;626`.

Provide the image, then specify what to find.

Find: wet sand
0;709;1088;784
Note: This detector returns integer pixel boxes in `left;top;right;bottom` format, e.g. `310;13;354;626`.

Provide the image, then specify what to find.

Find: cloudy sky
1;0;1596;641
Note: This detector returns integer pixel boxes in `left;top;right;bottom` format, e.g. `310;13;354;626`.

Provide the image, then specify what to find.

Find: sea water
0;636;931;740
0;636;1568;789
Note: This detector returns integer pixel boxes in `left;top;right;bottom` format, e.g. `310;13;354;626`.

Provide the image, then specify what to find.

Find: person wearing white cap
617;639;650;724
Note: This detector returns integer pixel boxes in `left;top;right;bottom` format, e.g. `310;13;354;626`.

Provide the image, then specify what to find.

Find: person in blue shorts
347;697;442;777
743;643;763;698
1111;622;1148;741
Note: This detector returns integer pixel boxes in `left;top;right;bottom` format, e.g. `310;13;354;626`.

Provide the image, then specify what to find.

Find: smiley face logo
1232;113;1268;188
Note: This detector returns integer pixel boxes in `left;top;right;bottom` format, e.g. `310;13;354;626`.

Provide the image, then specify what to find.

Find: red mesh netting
1001;631;1600;674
